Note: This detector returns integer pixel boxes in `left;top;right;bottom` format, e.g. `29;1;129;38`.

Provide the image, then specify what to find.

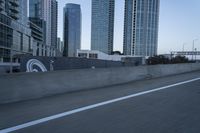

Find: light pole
194;48;197;62
182;43;187;56
192;39;198;61
182;43;187;52
50;60;54;71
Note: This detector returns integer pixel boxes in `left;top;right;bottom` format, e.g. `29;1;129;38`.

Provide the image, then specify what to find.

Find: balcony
8;12;19;20
9;0;19;7
9;6;19;13
0;3;3;11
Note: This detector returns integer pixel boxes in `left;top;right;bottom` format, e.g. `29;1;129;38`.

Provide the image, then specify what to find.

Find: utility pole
192;39;198;61
182;43;186;52
195;48;197;62
182;43;186;56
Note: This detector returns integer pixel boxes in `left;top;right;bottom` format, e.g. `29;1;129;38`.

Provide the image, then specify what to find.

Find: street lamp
192;39;198;61
194;48;197;62
182;43;187;52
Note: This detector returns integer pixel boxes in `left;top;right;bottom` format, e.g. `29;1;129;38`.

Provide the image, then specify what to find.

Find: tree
147;55;190;65
147;55;170;65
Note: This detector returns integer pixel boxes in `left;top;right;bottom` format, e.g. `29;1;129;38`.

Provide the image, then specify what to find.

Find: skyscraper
29;0;57;48
123;0;160;57
51;0;58;48
91;0;115;55
0;0;32;62
63;4;81;57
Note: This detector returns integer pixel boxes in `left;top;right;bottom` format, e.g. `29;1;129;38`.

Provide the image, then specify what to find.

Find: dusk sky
57;0;200;54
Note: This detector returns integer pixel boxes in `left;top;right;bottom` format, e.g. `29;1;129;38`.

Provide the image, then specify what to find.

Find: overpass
0;71;200;133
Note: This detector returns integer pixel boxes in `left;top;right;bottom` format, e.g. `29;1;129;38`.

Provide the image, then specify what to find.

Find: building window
78;53;87;58
89;53;98;59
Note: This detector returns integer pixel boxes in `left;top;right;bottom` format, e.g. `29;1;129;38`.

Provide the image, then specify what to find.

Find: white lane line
1;77;200;133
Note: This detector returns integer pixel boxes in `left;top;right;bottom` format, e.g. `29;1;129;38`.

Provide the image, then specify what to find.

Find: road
0;71;200;133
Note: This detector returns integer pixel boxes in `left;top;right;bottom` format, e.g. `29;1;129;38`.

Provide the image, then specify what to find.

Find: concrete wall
0;63;200;104
0;63;20;73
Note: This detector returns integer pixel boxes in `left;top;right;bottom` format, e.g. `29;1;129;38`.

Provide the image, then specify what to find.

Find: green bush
147;55;191;65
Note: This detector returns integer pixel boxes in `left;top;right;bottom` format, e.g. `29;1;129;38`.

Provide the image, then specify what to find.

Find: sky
57;0;200;54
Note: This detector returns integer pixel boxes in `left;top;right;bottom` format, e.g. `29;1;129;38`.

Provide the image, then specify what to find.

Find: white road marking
1;77;200;133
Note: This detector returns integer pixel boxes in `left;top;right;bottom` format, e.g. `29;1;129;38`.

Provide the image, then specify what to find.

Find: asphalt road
0;71;200;133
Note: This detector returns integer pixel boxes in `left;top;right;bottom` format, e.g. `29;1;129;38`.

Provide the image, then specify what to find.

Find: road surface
0;71;200;133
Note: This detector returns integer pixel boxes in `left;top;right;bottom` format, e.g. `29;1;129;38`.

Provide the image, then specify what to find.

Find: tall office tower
63;4;81;57
91;0;115;55
51;0;58;48
29;0;57;48
123;0;160;56
0;0;32;62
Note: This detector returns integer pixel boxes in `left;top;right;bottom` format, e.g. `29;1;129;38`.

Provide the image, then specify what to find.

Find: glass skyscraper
51;0;58;48
63;4;81;57
123;0;160;57
91;0;115;55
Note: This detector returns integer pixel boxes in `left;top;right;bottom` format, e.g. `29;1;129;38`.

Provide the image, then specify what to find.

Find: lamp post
182;43;187;56
194;48;197;62
192;39;198;61
182;43;187;52
50;60;54;71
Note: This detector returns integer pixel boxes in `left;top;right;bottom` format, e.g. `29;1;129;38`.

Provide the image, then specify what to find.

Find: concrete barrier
0;63;200;104
0;63;20;73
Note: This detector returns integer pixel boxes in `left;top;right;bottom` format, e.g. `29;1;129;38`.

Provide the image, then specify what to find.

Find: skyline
57;0;200;54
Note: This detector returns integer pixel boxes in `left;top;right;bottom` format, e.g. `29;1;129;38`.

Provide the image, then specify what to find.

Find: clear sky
57;0;200;54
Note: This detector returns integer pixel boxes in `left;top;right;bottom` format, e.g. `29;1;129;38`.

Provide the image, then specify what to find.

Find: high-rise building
51;0;58;48
29;0;57;50
63;4;81;57
0;0;32;62
91;0;115;55
123;0;160;56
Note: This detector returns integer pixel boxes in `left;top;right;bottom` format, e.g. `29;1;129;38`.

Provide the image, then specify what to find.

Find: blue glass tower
63;4;81;57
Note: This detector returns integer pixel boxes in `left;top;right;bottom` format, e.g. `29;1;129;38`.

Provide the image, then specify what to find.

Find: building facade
18;0;28;25
77;50;144;65
29;0;57;56
29;0;57;49
91;0;115;55
63;4;81;57
123;0;160;57
0;0;32;62
56;37;63;56
51;0;58;48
